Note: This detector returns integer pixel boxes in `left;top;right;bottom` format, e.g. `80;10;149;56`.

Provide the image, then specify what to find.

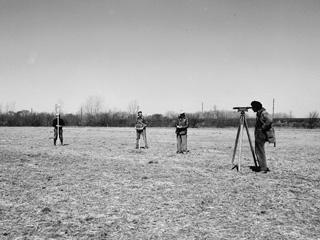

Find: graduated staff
135;111;148;149
251;101;275;173
175;112;189;154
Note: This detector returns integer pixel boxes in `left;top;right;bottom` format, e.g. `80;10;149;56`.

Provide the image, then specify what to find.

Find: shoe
260;168;270;173
250;166;261;172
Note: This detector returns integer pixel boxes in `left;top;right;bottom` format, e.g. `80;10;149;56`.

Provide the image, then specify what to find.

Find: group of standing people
134;111;189;154
52;101;275;173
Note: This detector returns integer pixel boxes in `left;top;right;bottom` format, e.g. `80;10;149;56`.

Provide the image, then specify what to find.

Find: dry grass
0;127;319;239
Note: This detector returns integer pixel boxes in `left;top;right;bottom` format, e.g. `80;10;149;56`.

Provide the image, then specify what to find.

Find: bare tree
165;111;178;118
289;110;293;119
5;101;15;113
308;111;319;129
213;105;218;119
83;96;104;115
127;100;139;115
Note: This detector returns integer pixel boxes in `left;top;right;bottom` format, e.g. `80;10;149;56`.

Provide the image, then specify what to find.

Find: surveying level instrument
231;106;258;171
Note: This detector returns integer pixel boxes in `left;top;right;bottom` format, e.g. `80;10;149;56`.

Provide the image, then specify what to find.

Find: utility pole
272;98;275;119
201;102;204;113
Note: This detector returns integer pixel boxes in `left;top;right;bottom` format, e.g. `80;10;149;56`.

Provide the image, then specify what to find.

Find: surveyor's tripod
231;108;258;171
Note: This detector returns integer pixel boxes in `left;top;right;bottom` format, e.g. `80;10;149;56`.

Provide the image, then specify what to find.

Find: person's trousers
54;128;63;144
255;138;267;170
136;129;148;148
177;134;187;152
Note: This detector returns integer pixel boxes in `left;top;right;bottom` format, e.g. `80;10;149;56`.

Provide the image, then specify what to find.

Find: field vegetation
0;110;319;129
1;127;320;239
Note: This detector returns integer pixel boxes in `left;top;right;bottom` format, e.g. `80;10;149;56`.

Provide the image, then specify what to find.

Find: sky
0;0;319;117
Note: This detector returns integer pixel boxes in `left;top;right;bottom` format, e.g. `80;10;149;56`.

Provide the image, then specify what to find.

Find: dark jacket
52;118;65;129
255;108;275;143
135;116;147;131
255;108;272;131
176;117;189;135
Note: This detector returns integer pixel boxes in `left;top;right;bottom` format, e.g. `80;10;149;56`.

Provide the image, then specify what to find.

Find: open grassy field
1;127;319;239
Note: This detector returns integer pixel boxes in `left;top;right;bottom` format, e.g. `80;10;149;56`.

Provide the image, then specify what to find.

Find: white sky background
0;0;319;117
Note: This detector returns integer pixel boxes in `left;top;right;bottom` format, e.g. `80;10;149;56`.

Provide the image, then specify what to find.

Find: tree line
0;109;319;128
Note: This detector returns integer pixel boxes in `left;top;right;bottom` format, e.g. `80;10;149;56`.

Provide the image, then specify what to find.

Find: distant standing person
135;111;148;149
176;113;189;154
52;114;65;146
251;101;275;173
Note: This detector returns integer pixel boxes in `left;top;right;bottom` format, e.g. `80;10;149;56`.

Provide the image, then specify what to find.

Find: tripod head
233;106;252;112
233;106;252;117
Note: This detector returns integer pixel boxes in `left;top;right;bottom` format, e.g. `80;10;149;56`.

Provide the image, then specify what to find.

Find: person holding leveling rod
52;113;65;146
135;111;148;149
251;100;276;173
176;112;189;154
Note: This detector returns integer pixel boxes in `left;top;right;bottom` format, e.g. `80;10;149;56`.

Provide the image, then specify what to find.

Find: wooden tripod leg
231;124;241;166
238;120;245;172
244;119;258;167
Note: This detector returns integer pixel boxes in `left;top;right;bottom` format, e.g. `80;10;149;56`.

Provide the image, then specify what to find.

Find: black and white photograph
0;0;319;239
